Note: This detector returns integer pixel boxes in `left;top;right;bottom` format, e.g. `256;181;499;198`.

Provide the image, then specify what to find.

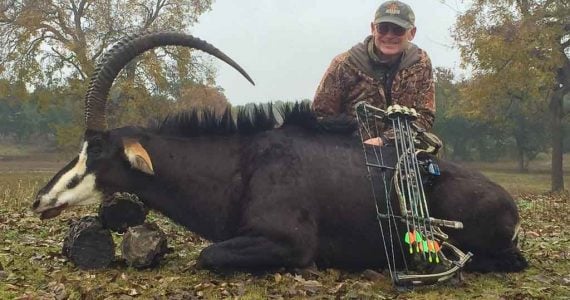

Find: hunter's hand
364;137;384;147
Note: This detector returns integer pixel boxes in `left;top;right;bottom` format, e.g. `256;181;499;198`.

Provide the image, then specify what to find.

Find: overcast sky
192;0;466;106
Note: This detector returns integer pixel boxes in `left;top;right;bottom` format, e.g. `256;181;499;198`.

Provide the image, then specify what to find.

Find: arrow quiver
354;102;472;286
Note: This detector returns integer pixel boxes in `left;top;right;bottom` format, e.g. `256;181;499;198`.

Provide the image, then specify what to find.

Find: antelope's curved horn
85;31;255;131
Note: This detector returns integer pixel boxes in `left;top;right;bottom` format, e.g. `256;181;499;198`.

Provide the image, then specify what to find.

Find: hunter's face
371;22;416;59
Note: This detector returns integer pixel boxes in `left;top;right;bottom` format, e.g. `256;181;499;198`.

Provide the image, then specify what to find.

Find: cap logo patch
385;3;401;15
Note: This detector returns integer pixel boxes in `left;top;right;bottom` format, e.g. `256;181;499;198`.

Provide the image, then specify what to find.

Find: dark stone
121;222;168;269
99;192;148;233
62;216;115;269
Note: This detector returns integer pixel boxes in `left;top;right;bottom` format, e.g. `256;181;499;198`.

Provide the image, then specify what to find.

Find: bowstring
356;105;408;282
370;109;409;272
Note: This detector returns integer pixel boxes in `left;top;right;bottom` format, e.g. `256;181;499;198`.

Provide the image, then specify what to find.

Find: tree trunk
517;148;527;173
550;90;564;192
452;139;468;161
514;134;528;172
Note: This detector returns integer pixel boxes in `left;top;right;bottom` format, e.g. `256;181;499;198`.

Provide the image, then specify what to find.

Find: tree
175;83;229;114
0;80;74;145
433;68;507;162
433;67;473;160
0;0;213;83
0;0;222;149
452;0;569;191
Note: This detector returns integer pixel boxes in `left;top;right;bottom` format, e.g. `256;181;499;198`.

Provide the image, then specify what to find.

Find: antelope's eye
87;139;104;158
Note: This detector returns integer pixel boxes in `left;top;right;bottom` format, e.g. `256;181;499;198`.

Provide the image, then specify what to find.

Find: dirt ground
0;154;67;173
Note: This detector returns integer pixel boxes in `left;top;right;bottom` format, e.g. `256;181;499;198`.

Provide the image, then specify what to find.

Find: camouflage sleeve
413;55;435;131
311;55;347;118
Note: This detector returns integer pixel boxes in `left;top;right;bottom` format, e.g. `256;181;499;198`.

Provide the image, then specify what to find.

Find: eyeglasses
376;23;407;36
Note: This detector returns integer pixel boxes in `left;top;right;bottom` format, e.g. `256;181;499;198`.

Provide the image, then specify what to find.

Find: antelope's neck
132;136;244;241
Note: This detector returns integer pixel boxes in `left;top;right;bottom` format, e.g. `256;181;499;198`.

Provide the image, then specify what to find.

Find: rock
99;192;148;233
121;222;168;269
62;216;115;269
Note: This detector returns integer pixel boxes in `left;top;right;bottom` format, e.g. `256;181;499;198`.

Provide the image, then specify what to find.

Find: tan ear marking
123;138;154;175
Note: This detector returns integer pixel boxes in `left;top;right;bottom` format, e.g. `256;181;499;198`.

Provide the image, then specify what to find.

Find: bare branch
515;0;531;16
92;31;114;62
0;0;15;14
73;0;88;39
37;23;70;44
50;46;86;80
51;3;74;39
141;0;169;29
24;33;49;57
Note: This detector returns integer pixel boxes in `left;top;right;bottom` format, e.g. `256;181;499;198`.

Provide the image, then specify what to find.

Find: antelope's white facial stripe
36;142;103;211
57;173;101;205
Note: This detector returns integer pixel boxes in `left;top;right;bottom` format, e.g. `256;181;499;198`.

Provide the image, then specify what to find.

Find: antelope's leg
197;154;317;271
196;197;318;270
196;233;314;270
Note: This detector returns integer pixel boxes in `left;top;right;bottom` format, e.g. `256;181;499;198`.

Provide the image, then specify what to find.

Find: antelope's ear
122;138;154;175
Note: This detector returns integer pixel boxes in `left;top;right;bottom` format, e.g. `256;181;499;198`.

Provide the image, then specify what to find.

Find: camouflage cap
373;1;415;29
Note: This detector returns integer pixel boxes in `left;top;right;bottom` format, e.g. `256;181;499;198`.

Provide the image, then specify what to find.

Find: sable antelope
33;31;527;275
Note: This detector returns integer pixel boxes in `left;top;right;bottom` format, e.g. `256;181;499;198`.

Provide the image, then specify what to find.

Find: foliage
0;0;214;85
174;83;229;115
433;65;553;168
434;69;508;162
433;67;483;160
0;80;75;145
0;80;232;150
453;0;568;95
452;0;569;183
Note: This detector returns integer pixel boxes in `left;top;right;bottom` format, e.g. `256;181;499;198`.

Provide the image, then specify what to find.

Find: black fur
150;102;357;137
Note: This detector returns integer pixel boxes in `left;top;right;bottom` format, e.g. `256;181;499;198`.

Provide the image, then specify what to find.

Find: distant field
0;154;569;298
457;156;570;194
2;151;568;194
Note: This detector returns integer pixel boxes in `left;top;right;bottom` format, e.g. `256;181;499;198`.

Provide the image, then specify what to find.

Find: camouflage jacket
311;36;435;132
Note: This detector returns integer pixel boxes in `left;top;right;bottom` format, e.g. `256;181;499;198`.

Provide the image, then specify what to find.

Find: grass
0;143;33;156
0;165;569;299
458;155;570;194
0;142;56;157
